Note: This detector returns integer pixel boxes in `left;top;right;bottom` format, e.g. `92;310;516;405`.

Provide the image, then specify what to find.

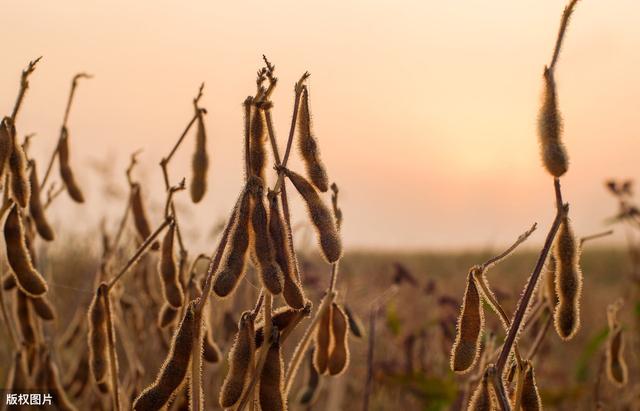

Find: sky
1;1;639;252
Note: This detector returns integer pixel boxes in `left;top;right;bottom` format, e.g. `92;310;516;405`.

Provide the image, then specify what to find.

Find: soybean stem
107;217;172;290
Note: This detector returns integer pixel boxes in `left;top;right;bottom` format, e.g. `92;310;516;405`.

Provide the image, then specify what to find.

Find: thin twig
526;309;553;360
493;180;568;407
236;293;273;411
549;0;581;71
285;289;336;395
103;287;121;411
580;229;614;247
107;217;173;290
41;72;91;188
273;72;309;194
480;223;537;270
10;57;42;123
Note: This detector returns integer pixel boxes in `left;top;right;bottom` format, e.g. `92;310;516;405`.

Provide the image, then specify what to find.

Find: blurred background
1;0;639;252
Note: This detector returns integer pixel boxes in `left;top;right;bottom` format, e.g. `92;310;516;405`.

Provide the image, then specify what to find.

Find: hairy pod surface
519;362;542;411
58;127;85;203
88;284;109;385
158;303;179;329
553;216;582;340
268;192;305;309
298;87;329;192
133;301;196;410
190;110;209;203
468;366;495;411
249;106;267;180
3;273;17;290
298;348;320;405
250;180;283;295
213;189;251;297
44;353;78;411
543;254;558;307
202;327;222;364
30;295;56;321
538;69;568;177
450;270;484;374
28;160;55;241
220;311;256;408
255;306;300;348
7;120;31;208
344;305;365;339
0;118;12;180
16;290;36;345
130;183;158;250
283;169;342;263
313;300;333;374
259;338;287;411
158;223;184;308
4;206;47;297
6;350;30;393
606;326;628;387
328;303;350;375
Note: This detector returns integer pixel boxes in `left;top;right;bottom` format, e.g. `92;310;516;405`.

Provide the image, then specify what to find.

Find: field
1;245;636;410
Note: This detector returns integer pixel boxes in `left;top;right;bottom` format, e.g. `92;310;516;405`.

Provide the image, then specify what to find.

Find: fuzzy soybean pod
190;110;208;203
268;191;305;309
255;306;301;348
88;284;109;385
250;105;267;180
28;161;55;241
202;328;222;364
0;118;13;179
213;188;252;297
313;300;333;374
158;222;184;309
468;366;495;411
298;86;329;192
450;269;484;374
298;348;320;405
606;326;628;387
44;353;78;411
133;300;196;411
4;205;47;297
553;215;582;340
220;311;256;408
130;183;159;250
58;127;84;203
3;274;17;290
6;350;30;394
30;295;56;321
519;361;542;411
259;336;287;411
7;120;30;208
157;303;178;329
283;169;342;263
344;305;365;339
328;303;350;375
16;290;36;345
538;68;568;177
543;254;558;307
250;179;283;295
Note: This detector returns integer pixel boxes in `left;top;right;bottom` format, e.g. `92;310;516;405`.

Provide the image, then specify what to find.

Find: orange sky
1;1;639;251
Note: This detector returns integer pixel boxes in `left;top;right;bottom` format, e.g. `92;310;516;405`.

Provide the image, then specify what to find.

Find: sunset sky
1;1;639;251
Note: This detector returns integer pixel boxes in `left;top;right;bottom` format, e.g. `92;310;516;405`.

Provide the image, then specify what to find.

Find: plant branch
10;57;42;123
496;181;567;373
580;229;614;247
549;0;581;72
107;217;172;290
41;72;91;188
